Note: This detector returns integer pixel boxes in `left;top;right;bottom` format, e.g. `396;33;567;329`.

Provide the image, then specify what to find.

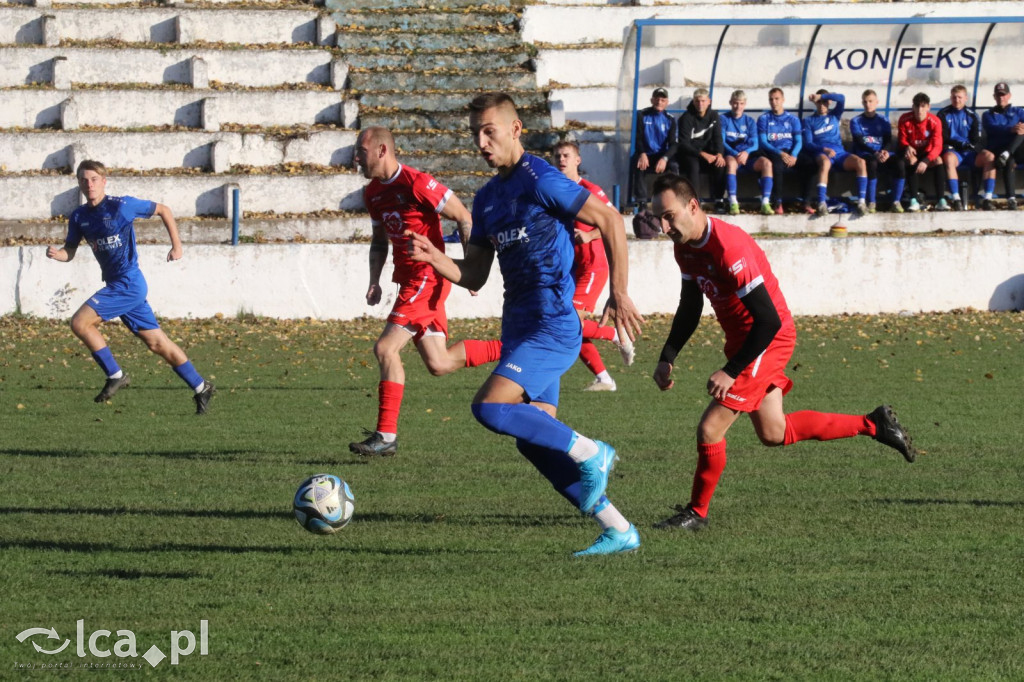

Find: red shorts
572;266;608;312
718;326;796;413
387;275;451;341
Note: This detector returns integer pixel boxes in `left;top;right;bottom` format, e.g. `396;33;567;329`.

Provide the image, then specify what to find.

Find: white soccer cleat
583;379;617;392
616;336;636;366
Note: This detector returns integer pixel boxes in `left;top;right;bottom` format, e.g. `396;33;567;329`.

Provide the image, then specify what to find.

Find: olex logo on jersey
14;620;209;668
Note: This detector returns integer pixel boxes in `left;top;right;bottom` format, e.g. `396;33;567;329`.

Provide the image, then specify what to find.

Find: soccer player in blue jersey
45;160;215;414
938;84;982;211
757;88;803;214
851;89;905;213
802;90;868;216
406;92;645;557
978;82;1024;210
630;87;679;210
721;90;774;216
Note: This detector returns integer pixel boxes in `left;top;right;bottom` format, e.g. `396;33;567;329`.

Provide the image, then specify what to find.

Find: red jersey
573;178;612;272
364;164;452;283
897;112;943;162
673;217;794;355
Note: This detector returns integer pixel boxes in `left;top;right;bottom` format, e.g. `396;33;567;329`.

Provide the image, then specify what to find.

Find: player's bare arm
405;231;493;291
576;194;644;342
154;203;183;262
366;221;388;306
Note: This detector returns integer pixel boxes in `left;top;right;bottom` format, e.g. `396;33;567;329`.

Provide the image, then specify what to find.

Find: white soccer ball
293;473;355;534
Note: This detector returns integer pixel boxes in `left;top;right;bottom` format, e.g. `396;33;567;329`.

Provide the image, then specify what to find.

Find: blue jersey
982;105;1024;151
802;93;846;154
720;112;759;156
757;111;803;156
637;108;676;157
470;153;590;335
850;112;892;154
66;195;156;283
937;105;980;151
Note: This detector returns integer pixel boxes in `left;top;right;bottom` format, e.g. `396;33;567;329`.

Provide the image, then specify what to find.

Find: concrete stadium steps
333;9;519;32
1;130;358;172
0;7;330;46
1;173;366;220
342;50;532;71
357;89;546;112
2;88;344;129
348;69;536;93
0;46;339;89
326;0;514;11
358;107;551;133
333;29;522;53
3;213;376;245
398;151;490;175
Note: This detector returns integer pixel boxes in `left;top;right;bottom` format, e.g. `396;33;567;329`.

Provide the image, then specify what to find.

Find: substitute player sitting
649;174;915;532
803;90;868;215
348;126;501;457
552;140;635;392
45;160;215;414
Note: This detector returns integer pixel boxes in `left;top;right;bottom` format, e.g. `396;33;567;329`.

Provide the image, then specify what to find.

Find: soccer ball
293;474;355;534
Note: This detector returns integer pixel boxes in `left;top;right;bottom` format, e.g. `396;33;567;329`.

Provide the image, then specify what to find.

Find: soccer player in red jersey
348;126;501;457
648;174;916;532
552;141;635;391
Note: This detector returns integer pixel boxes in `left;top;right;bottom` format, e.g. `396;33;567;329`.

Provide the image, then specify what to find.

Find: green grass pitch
1;311;1022;680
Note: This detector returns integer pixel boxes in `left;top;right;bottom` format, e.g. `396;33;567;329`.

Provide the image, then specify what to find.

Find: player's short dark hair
76;159;107;179
816;88;829;96
652;173;698;204
768;87;784;98
468;92;518;118
912;92;931;106
553;140;580;155
862;89;877;99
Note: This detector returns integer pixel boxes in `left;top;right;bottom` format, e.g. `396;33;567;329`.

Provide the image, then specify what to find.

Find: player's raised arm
405;230;493;292
575;194;644;343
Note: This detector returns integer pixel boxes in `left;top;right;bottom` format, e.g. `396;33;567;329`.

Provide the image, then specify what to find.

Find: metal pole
231;188;240;246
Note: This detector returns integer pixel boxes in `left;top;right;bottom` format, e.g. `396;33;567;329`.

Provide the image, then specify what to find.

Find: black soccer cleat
981;197;994;211
868;405;916;463
1007;197;1018;211
653;503;710;531
349;430;398;457
193;382;216;415
952;199;964;212
94;373;130;403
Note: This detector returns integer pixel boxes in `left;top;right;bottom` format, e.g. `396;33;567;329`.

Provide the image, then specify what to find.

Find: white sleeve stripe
435;189;453;214
370;219;382;228
737;274;765;298
681;273;694;281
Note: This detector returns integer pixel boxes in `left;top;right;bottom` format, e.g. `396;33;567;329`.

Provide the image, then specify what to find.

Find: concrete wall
5;235;1023;319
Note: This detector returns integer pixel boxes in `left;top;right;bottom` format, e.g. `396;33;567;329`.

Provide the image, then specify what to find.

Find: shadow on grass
1;539;498;556
0;448;281;461
0;506;290;520
357;512;582;527
50;568;200;580
875;498;1024;508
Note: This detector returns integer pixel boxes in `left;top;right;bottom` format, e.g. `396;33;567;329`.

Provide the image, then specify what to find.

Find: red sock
463;339;502;367
578;340;606;375
690;440;727;517
783;410;873;445
582;319;616;341
376;380;404;434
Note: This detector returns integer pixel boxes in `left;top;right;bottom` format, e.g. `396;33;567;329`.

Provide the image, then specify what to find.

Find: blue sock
760;176;773;201
726;174;737;198
91;347;120;377
515;439;587;508
949;179;959;197
471;403;574;453
868;178;878;203
856;176;867;200
893;178;906;202
817;184;827;202
985;178;996;196
173;360;204;391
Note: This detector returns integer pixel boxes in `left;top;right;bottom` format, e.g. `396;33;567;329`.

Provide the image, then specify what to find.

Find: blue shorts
728;151;764;174
494;312;582;406
946;150;976;167
85;270;160;334
826;148;851;166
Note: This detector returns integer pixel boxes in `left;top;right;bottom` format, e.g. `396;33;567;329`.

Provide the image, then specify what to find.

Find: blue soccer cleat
573;524;641;557
577;441;616;513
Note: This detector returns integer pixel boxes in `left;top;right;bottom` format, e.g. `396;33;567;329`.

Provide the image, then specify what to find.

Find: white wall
7;235;1023;320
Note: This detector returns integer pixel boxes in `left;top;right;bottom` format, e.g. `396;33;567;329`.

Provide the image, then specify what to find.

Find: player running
348;126;501;457
407;92;645;556
552;140;635;392
45;160;215;414
649;174;915;532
